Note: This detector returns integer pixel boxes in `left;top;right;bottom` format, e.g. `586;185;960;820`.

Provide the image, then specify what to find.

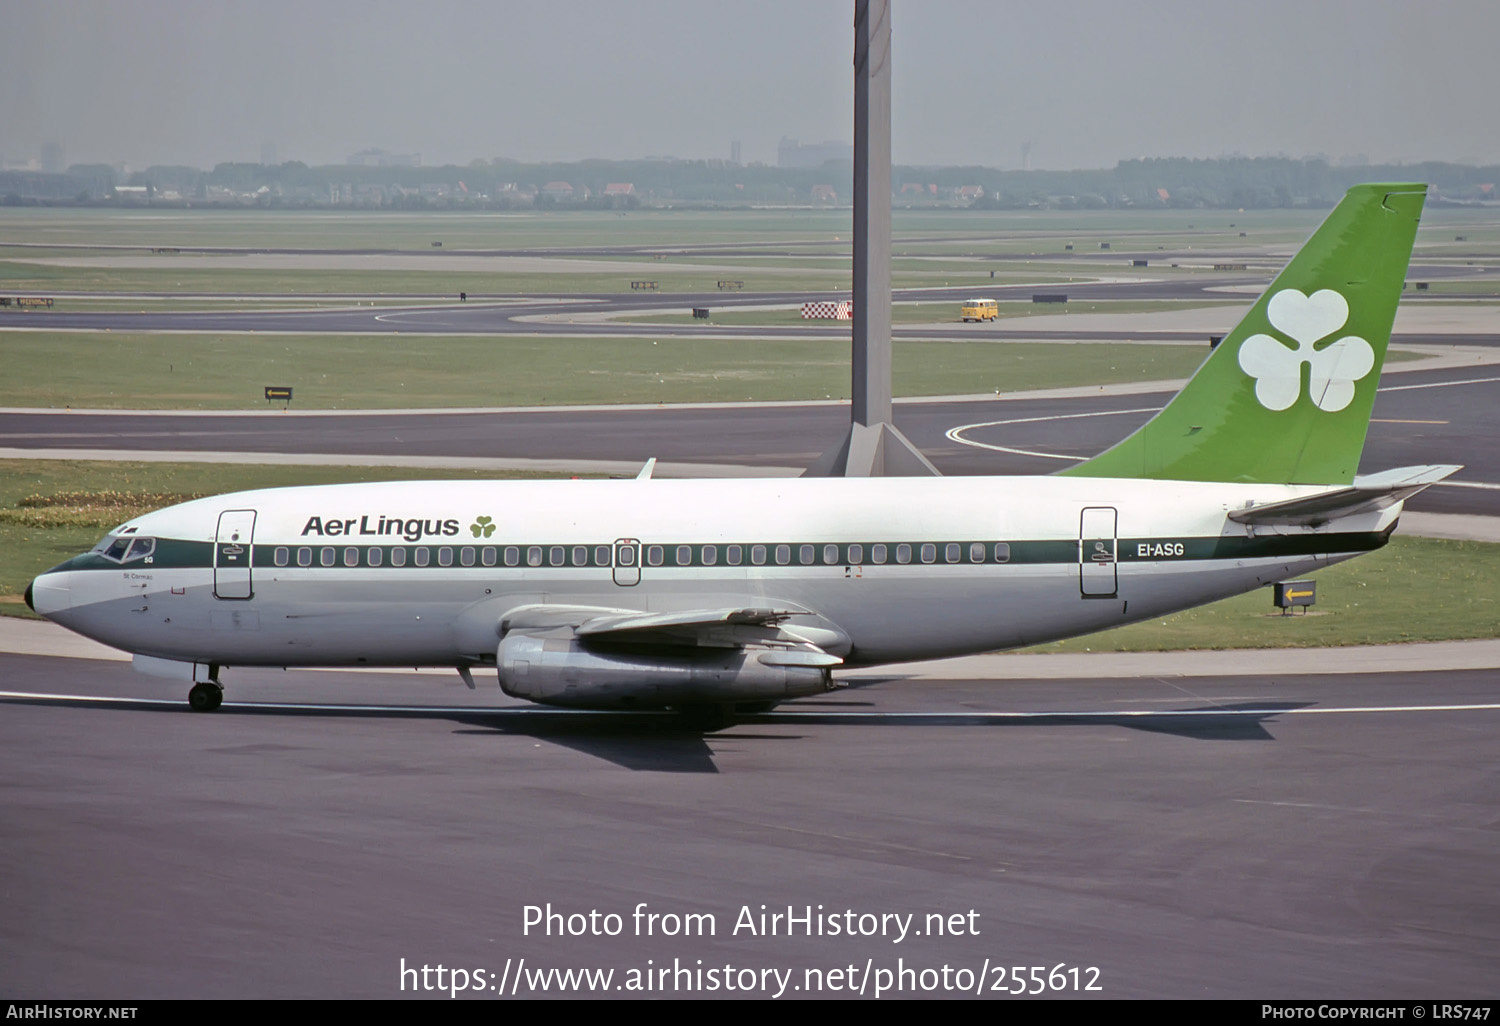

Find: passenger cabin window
343;547;358;567
994;542;1011;563
751;545;766;566
297;547;312;567
896;544;912;564
946;543;961;563
702;545;717;566
647;546;664;567
823;544;839;565
390;547;407;567
775;545;791;565
504;547;519;567
548;546;564;567
676;545;691;566
799;545;814;565
438;547;453;567
871;544;887;564
572;546;587;567
482;547;497;567
727;545;743;566
414;547;430;567
274;547;289;567
321;547;336;567
461;547;476;567
368;547;383;567
594;546;610;566
848;543;864;564
527;547;542;567
920;543;936;564
969;542;985;563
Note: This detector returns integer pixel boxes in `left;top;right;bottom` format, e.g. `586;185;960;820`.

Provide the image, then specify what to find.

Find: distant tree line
2;156;1495;210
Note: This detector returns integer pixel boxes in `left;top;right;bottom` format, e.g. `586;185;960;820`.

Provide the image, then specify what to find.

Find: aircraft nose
27;572;71;617
24;580;34;612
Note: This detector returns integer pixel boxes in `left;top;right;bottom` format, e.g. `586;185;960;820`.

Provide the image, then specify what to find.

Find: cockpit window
98;535;156;563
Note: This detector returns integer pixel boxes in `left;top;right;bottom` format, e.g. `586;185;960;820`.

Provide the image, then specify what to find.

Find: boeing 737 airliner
26;184;1456;719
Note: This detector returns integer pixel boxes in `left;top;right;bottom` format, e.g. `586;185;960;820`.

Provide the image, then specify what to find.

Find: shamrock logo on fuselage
1237;288;1374;412
471;515;496;538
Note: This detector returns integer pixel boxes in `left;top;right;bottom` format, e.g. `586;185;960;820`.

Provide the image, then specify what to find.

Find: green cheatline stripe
47;530;1390;575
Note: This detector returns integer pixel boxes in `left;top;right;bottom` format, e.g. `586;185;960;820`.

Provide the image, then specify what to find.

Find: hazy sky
3;0;1498;171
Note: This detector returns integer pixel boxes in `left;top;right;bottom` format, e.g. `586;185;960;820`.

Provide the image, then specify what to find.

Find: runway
1;651;1496;998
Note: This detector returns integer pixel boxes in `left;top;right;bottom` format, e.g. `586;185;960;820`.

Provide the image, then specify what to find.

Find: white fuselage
30;475;1397;674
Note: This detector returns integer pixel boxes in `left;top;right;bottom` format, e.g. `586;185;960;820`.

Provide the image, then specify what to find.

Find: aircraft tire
188;682;223;712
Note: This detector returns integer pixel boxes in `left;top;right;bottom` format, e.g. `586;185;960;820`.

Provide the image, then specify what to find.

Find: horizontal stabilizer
1228;464;1462;526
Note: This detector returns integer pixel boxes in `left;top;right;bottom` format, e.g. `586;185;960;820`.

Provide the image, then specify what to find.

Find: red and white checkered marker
801;301;852;320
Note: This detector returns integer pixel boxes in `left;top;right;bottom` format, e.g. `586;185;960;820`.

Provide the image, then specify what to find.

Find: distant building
541;181;575;200
810;184;838;203
957;185;983;201
730;141;741;166
345;148;421;168
603;183;635;196
778;136;853;169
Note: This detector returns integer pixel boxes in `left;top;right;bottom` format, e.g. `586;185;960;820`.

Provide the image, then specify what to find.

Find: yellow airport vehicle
961;298;998;322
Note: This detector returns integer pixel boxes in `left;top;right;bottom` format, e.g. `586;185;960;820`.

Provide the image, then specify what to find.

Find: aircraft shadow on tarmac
0;693;1313;772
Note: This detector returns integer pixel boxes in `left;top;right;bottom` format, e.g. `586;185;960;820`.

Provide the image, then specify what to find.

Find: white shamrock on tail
1237;289;1374;412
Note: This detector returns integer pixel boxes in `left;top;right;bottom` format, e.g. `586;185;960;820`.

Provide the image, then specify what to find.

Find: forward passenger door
214;510;257;600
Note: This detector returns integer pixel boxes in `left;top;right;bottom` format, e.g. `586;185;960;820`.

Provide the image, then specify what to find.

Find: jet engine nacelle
496;633;836;710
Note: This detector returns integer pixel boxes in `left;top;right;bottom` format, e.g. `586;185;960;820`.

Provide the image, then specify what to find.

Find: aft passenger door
214;509;257;600
1079;506;1117;598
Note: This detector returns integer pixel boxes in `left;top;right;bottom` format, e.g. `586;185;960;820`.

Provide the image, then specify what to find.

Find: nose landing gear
187;682;223;711
187;665;224;711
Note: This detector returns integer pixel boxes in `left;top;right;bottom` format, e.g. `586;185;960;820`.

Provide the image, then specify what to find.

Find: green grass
1024;536;1500;652
0;332;1214;409
0;260;854;297
0;459;578;615
0;206;1323;253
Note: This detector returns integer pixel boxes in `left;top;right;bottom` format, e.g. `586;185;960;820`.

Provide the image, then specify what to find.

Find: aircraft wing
500;603;848;661
576;606;796;637
1228;464;1462;527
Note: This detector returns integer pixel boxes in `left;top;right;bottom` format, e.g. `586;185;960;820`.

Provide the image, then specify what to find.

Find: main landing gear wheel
188;682;223;712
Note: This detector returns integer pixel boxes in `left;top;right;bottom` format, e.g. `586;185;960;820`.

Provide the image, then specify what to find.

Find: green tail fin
1062;183;1426;485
